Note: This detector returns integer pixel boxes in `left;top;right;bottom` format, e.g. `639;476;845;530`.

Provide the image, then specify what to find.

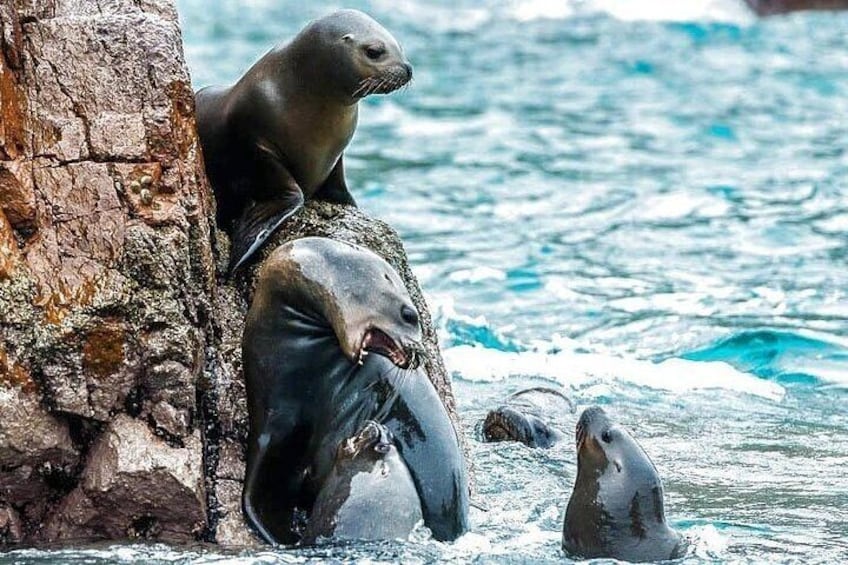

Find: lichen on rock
0;0;468;548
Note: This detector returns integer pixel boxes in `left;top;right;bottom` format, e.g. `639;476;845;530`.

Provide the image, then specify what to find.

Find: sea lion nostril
401;304;419;326
404;63;413;80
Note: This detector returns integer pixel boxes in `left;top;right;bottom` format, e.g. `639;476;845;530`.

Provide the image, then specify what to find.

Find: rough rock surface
42;415;205;542
0;0;466;548
0;0;216;545
744;0;848;14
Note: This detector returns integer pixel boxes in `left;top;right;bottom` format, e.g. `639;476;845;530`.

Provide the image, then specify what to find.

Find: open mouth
483;408;526;443
359;327;421;369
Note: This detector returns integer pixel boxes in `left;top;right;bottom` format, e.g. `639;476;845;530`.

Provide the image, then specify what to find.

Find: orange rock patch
82;319;127;378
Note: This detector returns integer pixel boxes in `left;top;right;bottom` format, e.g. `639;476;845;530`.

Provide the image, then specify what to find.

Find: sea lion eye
601;430;612;443
365;45;386;60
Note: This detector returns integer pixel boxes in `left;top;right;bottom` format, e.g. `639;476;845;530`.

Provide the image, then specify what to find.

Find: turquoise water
8;1;847;563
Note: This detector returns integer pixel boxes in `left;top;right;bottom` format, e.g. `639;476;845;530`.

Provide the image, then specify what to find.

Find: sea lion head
257;237;424;369
482;387;572;448
337;420;396;464
563;406;684;561
304;9;413;101
483;407;560;448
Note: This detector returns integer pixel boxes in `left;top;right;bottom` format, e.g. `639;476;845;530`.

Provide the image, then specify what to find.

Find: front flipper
313;155;357;207
229;192;304;273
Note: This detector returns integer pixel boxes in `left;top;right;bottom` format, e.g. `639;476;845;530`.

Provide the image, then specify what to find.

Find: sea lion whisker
353;79;371;98
371;77;390;95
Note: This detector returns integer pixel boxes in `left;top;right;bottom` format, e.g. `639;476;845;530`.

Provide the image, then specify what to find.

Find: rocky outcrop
0;0;465;548
744;0;848;15
0;0;215;545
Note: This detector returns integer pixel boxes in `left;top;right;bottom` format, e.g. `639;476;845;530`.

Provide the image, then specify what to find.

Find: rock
0;0;468;547
0;385;80;539
0;506;23;544
42;415;205;543
744;0;848;15
0;0;215;545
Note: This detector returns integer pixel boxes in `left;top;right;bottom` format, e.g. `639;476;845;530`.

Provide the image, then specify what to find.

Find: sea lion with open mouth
302;421;423;544
242;237;468;544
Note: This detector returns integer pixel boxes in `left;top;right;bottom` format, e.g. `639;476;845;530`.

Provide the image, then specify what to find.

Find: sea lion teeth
242;237;468;545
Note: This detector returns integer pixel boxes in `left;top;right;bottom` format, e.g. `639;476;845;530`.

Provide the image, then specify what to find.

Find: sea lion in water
563;406;686;562
195;10;413;271
242;237;468;544
481;387;573;448
302;421;423;544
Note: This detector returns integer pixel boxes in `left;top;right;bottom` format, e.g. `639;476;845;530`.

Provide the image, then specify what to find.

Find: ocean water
7;0;847;563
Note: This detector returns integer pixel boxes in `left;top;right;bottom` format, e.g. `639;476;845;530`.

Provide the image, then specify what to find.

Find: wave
682;329;848;387
443;343;785;401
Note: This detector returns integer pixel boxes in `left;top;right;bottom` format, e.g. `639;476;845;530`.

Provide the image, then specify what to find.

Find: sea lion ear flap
341;33;356;43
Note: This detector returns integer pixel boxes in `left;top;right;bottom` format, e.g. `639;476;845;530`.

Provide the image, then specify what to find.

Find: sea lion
481;387;573;448
302;421;423;544
563;406;686;562
195;10;413;271
242;237;468;545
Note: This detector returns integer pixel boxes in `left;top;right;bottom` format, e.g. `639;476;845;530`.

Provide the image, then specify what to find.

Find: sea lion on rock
302;421;423;544
242;237;468;545
195;10;413;271
482;387;573;448
563;406;686;562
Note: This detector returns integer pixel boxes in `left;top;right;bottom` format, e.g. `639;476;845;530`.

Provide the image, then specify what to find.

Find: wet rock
0;506;23;544
0;386;79;539
42;415;205;543
744;0;848;15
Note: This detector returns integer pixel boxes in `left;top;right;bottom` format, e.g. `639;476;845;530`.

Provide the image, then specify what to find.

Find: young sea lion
195;10;413;271
563;406;686;562
302;421;423;544
481;387;573;448
242;237;468;545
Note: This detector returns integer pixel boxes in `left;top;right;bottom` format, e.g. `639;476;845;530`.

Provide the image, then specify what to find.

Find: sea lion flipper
229;192;305;273
313;156;357;207
242;432;279;544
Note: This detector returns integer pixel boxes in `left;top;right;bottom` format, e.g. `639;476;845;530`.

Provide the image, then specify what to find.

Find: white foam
509;0;575;22
448;266;508;283
507;0;754;23
690;524;730;559
587;0;753;23
443;344;785;401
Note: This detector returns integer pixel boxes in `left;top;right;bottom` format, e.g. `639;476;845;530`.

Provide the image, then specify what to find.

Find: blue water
9;1;847;563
